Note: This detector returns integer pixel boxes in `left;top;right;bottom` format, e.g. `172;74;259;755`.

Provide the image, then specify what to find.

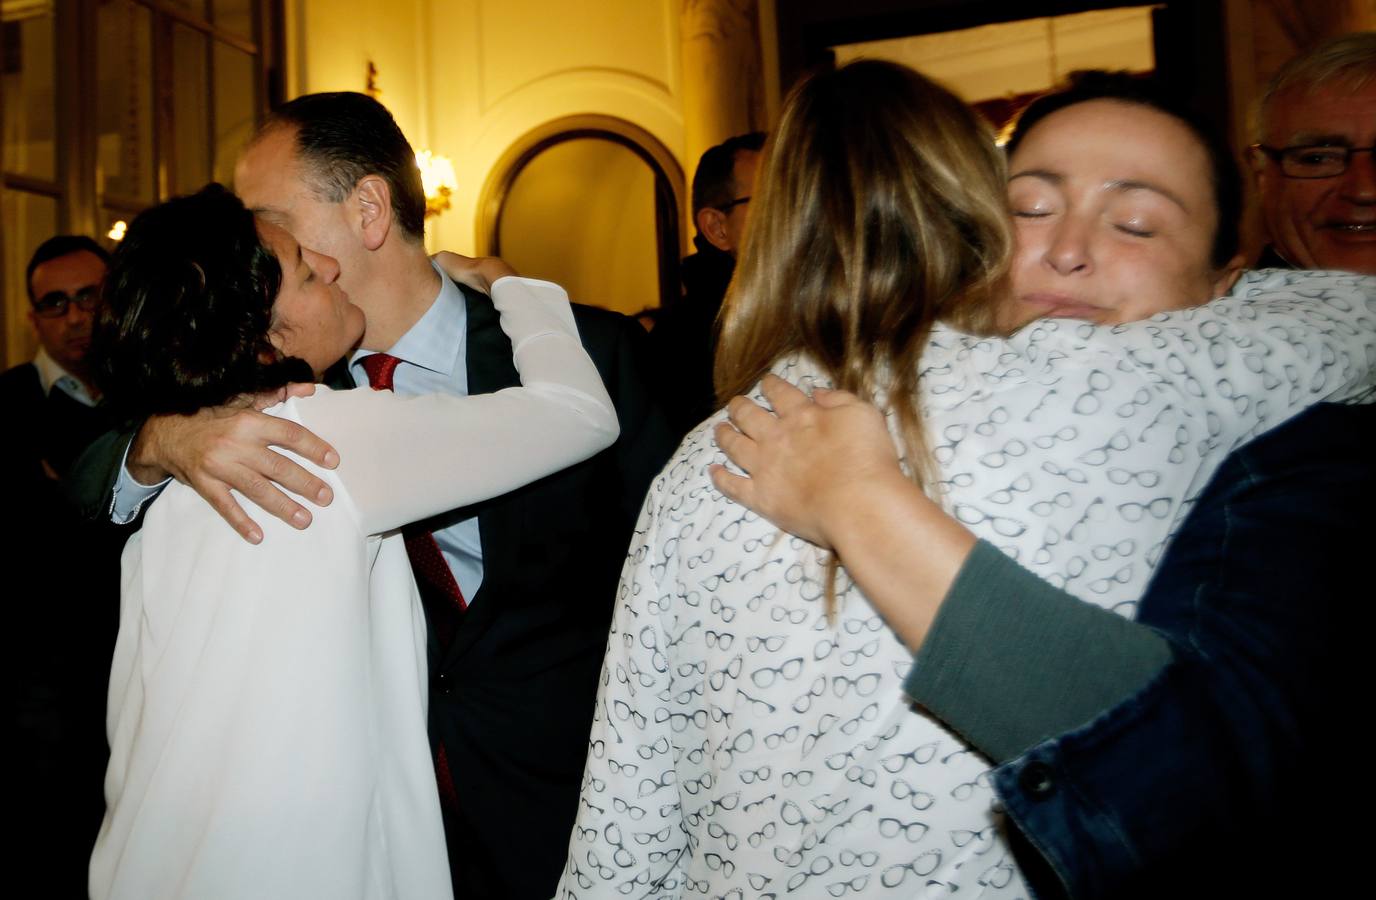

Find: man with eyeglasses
1;234;111;476
6;233;123;898
1250;32;1376;274
649;131;764;439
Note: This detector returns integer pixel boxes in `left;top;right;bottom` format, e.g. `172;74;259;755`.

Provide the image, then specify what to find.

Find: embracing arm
710;376;1168;761
64;388;339;542
298;276;618;536
714;376;1366;897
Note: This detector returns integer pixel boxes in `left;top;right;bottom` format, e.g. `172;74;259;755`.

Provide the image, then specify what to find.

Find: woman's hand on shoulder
432;251;518;295
711;374;905;548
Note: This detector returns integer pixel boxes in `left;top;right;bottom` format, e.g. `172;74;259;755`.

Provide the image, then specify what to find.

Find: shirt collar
33;347;98;407
350;260;467;380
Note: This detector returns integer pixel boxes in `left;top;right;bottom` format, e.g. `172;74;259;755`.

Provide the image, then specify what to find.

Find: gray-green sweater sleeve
903;540;1171;764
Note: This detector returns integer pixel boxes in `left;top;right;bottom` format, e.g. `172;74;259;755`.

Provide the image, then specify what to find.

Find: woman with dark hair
87;184;618;900
556;63;1372;898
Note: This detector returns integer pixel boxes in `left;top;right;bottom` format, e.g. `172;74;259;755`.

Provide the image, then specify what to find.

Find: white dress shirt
347;262;483;601
33;346;98;406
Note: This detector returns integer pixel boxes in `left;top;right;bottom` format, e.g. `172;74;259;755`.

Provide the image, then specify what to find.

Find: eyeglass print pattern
555;269;1374;898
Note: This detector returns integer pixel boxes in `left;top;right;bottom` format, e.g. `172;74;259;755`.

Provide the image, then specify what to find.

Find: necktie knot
360;353;402;391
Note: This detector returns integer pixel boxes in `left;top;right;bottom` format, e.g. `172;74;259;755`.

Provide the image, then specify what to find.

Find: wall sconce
107;220;128;242
417;149;458;219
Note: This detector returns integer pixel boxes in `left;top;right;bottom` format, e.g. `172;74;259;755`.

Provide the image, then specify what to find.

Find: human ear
354;175;393;251
1211;253;1247;297
697;207;732;253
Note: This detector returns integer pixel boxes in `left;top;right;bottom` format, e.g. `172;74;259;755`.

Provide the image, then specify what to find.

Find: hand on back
130;383;339;544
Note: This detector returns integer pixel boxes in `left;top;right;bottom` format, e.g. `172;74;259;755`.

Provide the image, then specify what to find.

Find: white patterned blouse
555;269;1375;900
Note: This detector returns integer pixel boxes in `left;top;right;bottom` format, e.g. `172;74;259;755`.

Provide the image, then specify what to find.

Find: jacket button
1019;761;1056;798
434;672;454;695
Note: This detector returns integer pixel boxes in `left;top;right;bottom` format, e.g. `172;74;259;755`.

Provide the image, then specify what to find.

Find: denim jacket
909;403;1372;898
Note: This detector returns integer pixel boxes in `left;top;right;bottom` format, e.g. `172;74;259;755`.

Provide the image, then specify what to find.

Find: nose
1043;214;1093;276
302;248;341;284
1340;148;1376;203
65;296;94;326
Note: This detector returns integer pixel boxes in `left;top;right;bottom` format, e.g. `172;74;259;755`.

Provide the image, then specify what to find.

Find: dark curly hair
1006;70;1242;270
92;183;313;423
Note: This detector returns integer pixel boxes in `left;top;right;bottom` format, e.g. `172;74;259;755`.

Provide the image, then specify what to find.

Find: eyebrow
1283;132;1354;147
1008;169;1189;212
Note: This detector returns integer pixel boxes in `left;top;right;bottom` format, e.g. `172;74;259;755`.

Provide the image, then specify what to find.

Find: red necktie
359;352;464;816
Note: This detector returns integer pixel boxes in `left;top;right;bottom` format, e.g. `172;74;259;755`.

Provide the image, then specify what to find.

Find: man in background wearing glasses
3;234;111;477
5;233;123;897
1251;32;1376;275
649;131;764;440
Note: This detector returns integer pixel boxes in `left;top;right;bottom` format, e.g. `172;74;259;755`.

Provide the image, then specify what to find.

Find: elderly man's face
1256;80;1376;274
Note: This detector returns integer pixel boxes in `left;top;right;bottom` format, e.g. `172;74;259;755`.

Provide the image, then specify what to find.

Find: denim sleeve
986;403;1370;898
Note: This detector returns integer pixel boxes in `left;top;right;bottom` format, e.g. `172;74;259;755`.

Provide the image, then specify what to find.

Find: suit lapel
441;284;522;668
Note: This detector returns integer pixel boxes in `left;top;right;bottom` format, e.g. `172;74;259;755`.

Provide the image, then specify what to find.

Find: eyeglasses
1252;143;1376;178
715;195;751;212
32;286;100;318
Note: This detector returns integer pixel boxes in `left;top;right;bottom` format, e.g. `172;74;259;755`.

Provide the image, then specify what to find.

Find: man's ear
1212;253;1247;297
696;207;732;253
354;175;393;251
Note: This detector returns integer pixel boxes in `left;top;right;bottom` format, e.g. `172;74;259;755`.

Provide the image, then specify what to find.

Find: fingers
264;416;339;471
200;482;266;545
812;386;860;408
713;421;757;474
251;439;333;506
708;463;755;509
725;394;780;441
759;374;812;415
246;382;317;412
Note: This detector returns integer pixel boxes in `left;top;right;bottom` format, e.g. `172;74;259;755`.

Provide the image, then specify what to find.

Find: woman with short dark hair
88;184;618;900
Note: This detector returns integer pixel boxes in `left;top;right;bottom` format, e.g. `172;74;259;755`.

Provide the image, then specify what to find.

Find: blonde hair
714;60;1012;613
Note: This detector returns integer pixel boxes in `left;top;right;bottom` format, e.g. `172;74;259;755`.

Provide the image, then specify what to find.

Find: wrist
127;417;172;485
815;467;910;551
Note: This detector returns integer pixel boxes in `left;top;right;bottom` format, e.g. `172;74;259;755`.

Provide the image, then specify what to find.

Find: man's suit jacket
4;362;126;899
414;284;675;899
71;285;677;900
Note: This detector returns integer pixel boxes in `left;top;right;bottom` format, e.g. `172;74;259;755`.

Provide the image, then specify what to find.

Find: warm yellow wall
498;138;659;316
423;0;687;255
286;0;689;256
284;0;431;161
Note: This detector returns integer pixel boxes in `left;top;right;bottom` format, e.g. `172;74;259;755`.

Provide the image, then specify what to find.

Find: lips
1319;221;1376;240
1018;292;1106;320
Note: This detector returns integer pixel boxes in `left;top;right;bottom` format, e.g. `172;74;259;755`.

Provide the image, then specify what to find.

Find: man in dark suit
7;235;123;899
76;93;674;899
2;235;111;478
648;132;763;440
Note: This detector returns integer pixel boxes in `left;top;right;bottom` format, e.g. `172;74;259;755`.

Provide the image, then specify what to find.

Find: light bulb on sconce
107;220;128;242
416;150;458;219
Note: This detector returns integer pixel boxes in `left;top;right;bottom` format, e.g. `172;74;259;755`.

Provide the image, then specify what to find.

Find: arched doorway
477;116;685;319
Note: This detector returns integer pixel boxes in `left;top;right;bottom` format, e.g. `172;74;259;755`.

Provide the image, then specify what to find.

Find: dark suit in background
4;361;124;899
